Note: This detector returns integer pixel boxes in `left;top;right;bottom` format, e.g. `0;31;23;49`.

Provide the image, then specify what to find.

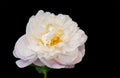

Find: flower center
40;24;63;46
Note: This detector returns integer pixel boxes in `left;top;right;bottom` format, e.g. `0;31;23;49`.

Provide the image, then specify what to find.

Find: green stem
43;70;47;78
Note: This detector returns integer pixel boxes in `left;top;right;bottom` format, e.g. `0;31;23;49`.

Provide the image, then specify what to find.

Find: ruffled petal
13;35;36;60
64;29;87;51
26;15;45;39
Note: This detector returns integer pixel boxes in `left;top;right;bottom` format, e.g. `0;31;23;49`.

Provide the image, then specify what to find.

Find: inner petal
39;24;63;47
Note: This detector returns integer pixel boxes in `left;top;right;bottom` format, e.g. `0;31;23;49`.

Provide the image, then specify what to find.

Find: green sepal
30;64;50;74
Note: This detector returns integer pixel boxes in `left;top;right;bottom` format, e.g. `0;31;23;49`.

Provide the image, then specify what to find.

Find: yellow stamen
39;39;44;45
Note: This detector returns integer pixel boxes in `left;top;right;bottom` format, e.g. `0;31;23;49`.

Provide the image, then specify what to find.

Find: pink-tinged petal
13;35;36;60
13;50;18;58
55;49;78;65
39;58;65;69
16;59;36;68
71;45;85;64
33;59;45;66
78;45;85;56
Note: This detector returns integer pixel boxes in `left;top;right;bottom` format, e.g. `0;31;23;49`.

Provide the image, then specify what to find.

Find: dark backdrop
112;0;120;8
0;0;119;78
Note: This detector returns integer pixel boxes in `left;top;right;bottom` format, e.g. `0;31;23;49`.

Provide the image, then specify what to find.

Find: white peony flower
13;10;88;69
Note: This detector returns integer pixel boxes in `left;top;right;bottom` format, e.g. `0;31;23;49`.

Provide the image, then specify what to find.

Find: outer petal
16;59;36;68
55;49;78;65
56;14;72;28
65;65;75;68
71;45;85;64
26;10;44;35
26;16;35;35
39;57;65;69
13;35;36;60
35;10;44;18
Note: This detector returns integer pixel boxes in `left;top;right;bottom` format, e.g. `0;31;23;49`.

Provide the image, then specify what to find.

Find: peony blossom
13;10;88;69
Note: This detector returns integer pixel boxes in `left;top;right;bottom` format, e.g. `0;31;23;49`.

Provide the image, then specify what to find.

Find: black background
0;0;119;78
112;0;120;8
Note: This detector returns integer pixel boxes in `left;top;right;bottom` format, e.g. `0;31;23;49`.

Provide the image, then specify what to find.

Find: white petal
61;20;79;45
71;45;85;64
16;59;36;68
13;50;18;58
39;58;65;69
35;10;44;18
33;59;45;66
13;35;36;60
26;16;45;38
64;29;87;51
55;49;78;65
65;65;75;68
26;16;36;34
57;14;72;25
78;45;85;56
